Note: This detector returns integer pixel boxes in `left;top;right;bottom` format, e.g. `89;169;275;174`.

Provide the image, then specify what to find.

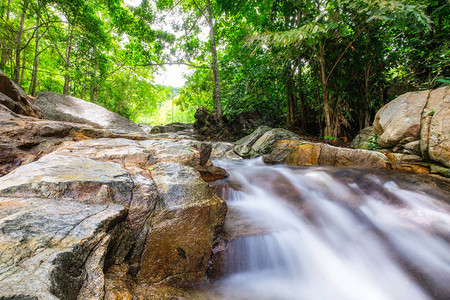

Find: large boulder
0;69;42;118
372;86;450;168
0;197;129;300
0;105;148;177
36;91;146;135
374;90;429;148
0;135;227;299
427;88;450;167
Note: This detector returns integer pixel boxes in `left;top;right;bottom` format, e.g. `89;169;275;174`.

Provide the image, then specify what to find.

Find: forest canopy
1;0;449;137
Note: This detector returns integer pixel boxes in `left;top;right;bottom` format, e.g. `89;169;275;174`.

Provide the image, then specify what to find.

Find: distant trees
1;0;448;133
177;0;448;137
0;0;176;121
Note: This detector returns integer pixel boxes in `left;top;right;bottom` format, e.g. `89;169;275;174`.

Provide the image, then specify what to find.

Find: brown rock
0;109;148;177
135;162;227;285
199;143;213;166
197;165;228;182
428;87;450;167
266;140;389;170
420;87;448;159
0;70;42;118
104;264;134;300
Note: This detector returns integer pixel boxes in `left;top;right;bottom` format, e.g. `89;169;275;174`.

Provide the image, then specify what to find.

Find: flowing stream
208;159;450;300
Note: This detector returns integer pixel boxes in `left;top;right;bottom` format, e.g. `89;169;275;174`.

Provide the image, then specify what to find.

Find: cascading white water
212;158;450;300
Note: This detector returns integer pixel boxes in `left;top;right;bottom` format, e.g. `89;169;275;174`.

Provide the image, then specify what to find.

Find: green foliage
0;0;448;134
367;134;379;151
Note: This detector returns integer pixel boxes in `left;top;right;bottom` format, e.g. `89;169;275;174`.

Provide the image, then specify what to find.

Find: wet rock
197;165;228;182
265;140;448;177
36;91;146;135
265;140;388;169
250;128;301;157
200;143;213;166
0;70;42;118
104;264;133;300
135;162;227;285
0;197;129;300
430;164;450;178
265;140;389;169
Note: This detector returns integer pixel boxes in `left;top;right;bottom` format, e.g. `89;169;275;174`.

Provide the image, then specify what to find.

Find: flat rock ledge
264;140;449;177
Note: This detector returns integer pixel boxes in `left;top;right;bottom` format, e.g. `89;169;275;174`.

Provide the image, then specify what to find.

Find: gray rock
150;122;193;134
420;88;446;159
250;128;301;157
428;87;450;167
350;126;376;149
233;125;273;157
0;154;133;205
403;140;421;155
374;90;429;148
36;91;146;135
0;197;128;300
138;123;153;134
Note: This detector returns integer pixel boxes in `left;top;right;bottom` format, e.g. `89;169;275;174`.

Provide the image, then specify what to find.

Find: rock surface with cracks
0;112;228;299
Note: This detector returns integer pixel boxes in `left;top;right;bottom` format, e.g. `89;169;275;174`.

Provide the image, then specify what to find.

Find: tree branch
192;0;207;19
136;61;210;69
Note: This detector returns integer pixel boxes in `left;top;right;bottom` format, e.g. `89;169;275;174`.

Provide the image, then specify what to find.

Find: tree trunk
1;0;11;67
29;16;41;96
205;0;223;121
81;67;89;100
90;66;98;103
14;0;30;84
286;67;299;129
297;58;307;132
363;63;371;128
20;54;26;84
63;24;74;95
319;44;332;137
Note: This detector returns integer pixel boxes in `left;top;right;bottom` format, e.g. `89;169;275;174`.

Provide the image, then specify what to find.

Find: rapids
209;158;450;300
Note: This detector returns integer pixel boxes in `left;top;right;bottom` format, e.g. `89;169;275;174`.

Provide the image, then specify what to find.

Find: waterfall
211;159;450;300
